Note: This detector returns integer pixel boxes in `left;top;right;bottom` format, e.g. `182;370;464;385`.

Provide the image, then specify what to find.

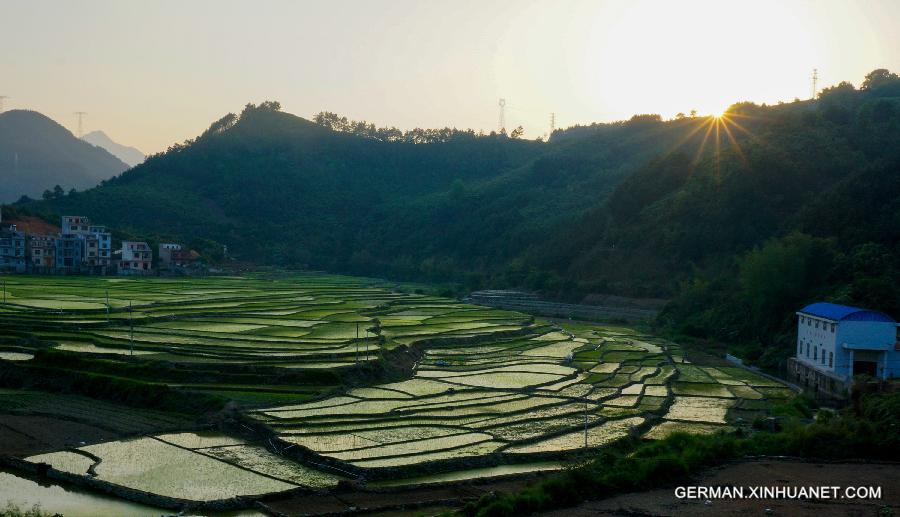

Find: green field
0;273;795;504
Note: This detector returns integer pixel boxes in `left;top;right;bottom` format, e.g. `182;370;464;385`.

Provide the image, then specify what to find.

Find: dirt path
542;459;899;516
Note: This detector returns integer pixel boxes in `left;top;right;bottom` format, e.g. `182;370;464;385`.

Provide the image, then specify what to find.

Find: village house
120;240;153;275
55;233;85;271
28;235;56;270
789;302;900;398
158;243;194;270
57;216;112;273
0;224;27;273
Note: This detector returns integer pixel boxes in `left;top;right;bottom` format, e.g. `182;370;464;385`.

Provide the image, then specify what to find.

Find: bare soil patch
0;414;121;457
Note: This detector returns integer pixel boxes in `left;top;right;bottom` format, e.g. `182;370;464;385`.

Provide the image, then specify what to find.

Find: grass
0;502;59;517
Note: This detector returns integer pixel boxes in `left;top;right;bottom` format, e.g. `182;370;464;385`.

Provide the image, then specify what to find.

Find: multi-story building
55;233;85;271
27;235;56;270
788;302;899;398
0;224;27;273
56;216;113;273
120;241;152;275
61;216;92;235
159;243;193;269
88;225;112;268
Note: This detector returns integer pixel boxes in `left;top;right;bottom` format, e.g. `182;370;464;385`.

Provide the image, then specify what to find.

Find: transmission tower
549;112;556;137
811;69;818;100
74;111;87;138
498;98;506;133
0;96;8;112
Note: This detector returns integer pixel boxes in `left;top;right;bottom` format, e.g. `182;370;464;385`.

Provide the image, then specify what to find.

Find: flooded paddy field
0;273;796;513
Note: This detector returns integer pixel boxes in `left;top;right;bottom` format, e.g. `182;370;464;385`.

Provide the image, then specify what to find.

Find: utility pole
498;98;506;134
584;398;588;449
0;96;8;113
2;280;5;304
106;289;110;322
129;300;134;356
356;323;359;364
74;111;87;138
811;69;818;100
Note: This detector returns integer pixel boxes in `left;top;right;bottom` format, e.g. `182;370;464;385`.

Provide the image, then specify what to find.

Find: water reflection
0;469;265;517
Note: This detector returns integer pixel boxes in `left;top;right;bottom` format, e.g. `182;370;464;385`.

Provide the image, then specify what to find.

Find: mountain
0;110;129;203
82;130;146;168
20;70;900;369
25;102;710;273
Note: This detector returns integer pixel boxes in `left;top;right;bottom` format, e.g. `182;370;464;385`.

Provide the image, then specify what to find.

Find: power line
74;111;87;138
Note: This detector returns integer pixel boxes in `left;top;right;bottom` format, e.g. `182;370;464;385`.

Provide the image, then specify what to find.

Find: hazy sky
3;0;899;153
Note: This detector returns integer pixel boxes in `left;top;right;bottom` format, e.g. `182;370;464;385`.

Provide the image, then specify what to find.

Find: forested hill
17;69;900;369
0;110;129;203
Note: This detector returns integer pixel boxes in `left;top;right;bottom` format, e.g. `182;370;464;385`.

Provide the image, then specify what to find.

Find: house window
808;319;812;326
815;320;819;329
829;352;833;368
798;342;802;355
806;343;810;357
830;323;835;332
814;347;817;360
800;316;805;324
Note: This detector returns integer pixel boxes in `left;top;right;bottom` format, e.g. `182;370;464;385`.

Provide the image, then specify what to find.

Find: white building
119;241;152;275
790;302;899;397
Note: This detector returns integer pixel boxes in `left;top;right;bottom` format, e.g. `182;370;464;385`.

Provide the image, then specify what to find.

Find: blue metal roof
798;302;895;323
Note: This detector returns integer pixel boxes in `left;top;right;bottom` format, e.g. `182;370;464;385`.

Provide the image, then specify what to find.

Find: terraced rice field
0;274;533;405
252;321;792;477
0;274;795;503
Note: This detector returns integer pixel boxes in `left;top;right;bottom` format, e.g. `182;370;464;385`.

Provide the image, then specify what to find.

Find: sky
2;0;899;154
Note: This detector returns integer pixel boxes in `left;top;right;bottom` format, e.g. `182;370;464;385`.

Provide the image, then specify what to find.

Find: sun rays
664;110;757;179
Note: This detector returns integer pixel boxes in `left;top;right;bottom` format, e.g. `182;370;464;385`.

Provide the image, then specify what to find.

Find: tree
510;126;524;139
861;68;899;91
68;188;77;196
51;185;64;199
675;112;686;120
689;109;698;117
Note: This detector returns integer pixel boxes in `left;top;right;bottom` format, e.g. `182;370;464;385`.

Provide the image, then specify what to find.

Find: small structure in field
788;302;899;398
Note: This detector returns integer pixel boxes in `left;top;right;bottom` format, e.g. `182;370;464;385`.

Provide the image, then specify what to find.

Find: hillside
0;110;129;203
83;130;146;167
18;69;900;369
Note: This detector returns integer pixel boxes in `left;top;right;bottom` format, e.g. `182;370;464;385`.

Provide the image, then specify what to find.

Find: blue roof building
790;302;899;397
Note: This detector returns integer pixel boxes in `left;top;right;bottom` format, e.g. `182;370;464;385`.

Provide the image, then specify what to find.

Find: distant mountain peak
82;130;146;168
0;110;129;203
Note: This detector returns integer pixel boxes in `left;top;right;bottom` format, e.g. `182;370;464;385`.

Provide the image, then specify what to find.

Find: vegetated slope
31;103;741;277
0;110;129;202
82;130;146;167
23;71;900;368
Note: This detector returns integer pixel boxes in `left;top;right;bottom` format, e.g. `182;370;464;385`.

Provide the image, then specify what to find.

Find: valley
0;273;793;515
